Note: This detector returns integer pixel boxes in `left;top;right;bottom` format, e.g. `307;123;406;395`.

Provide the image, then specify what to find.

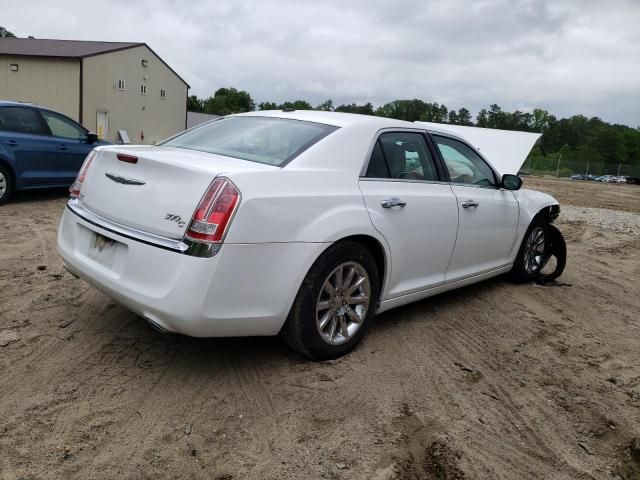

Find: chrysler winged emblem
105;172;146;186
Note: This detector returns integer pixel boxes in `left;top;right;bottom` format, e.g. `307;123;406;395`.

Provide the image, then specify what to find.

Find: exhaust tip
143;316;168;335
63;264;80;279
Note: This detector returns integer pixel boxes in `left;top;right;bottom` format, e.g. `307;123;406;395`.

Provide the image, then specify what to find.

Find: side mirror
86;132;99;144
501;174;523;190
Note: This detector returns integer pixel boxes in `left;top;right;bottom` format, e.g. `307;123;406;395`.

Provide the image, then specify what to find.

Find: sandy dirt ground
1;177;639;480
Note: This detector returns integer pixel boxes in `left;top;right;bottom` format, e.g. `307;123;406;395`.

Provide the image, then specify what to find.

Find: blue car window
0;107;47;135
40;110;87;140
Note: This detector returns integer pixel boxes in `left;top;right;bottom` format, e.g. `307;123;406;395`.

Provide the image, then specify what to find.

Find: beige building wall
0;56;80;120
82;45;187;145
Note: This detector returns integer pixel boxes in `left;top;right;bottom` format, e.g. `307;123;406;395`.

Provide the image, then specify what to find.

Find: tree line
191;88;640;174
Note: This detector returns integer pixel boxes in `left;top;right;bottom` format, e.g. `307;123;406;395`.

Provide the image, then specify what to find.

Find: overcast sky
4;0;639;125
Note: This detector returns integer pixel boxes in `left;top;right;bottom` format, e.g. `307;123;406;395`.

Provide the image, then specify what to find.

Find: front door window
433;135;497;187
40;110;86;140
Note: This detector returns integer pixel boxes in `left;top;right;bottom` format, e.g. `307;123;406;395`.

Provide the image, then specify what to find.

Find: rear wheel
0;165;13;205
281;241;379;360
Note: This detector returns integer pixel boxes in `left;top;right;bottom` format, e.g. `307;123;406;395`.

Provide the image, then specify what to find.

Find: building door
96;111;109;140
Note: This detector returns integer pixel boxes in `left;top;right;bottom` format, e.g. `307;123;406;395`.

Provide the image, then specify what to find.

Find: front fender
515;188;559;224
511;188;560;258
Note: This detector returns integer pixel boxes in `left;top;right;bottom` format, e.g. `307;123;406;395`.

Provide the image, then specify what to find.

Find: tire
0;165;14;205
511;217;566;284
281;241;380;361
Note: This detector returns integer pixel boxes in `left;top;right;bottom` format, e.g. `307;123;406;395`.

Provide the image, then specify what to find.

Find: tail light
70;150;97;198
185;177;240;244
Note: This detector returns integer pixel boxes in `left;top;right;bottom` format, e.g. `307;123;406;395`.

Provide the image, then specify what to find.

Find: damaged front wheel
511;219;566;284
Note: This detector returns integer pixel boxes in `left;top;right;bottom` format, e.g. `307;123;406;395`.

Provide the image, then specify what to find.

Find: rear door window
365;131;438;181
0;107;48;135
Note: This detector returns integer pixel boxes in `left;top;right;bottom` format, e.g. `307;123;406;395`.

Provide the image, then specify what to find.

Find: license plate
87;232;118;268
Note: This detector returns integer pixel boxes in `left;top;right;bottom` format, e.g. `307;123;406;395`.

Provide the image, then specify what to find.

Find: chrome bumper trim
66;199;219;258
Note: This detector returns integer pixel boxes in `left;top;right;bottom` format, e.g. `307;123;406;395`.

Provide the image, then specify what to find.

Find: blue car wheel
0;165;13;204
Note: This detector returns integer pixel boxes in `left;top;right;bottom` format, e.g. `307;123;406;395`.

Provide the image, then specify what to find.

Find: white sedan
57;111;565;360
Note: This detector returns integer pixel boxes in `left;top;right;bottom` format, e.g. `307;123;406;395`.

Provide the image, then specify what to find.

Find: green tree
335;102;374;115
315;99;334;111
187;95;204;113
279;100;312;110
456;108;473;126
531;108;553;132
375;99;429;122
0;26;16;37
204;87;255;115
476;109;489;127
258;101;278;110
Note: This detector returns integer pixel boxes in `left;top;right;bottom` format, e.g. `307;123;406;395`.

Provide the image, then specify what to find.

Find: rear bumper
57;202;328;337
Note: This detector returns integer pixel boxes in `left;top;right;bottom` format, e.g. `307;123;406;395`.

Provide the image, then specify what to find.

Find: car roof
0;100;50;110
0;100;69;115
0;100;35;107
233;110;419;129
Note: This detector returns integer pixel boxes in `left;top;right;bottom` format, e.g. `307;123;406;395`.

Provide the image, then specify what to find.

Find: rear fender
295;204;393;300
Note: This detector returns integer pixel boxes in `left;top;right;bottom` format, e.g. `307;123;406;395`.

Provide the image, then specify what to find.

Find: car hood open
414;122;542;176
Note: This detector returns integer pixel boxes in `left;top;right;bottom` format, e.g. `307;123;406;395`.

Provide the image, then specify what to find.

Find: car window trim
428;132;503;189
373;139;392;177
32;108;54;136
359;128;446;183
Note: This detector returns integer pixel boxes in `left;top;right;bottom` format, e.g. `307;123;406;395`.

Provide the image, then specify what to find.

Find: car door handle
59;144;68;151
381;198;407;208
462;200;479;208
5;140;17;147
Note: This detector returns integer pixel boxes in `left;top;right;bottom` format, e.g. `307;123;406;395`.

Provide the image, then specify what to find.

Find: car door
0;106;60;187
359;130;459;298
38;109;93;185
431;134;520;281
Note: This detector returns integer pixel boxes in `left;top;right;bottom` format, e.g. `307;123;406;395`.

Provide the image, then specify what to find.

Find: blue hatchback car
0;101;110;203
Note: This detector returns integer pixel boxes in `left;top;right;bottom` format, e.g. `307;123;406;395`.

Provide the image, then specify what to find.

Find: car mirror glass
501;174;523;190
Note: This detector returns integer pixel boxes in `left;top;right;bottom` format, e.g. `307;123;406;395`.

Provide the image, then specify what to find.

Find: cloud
4;0;639;124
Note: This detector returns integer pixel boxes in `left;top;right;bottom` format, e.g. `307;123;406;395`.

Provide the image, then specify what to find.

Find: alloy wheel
316;261;371;345
524;226;546;274
0;171;6;198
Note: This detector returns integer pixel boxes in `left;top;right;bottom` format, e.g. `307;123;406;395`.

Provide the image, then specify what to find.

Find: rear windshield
161;116;338;167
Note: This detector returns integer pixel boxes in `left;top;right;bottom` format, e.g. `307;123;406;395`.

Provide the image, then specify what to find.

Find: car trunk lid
80;146;273;239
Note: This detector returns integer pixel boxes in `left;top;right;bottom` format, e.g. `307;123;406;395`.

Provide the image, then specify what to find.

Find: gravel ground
561;206;640;236
1;177;639;480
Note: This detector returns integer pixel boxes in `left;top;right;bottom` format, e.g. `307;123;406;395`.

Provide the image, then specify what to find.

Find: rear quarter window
161;117;338;167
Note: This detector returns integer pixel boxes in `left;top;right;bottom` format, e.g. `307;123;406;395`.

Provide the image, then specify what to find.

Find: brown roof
0;38;189;87
0;38;143;58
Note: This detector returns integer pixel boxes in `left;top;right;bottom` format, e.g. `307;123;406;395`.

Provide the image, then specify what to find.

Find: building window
117;79;126;91
160;89;166;99
9;64;19;72
140;84;147;95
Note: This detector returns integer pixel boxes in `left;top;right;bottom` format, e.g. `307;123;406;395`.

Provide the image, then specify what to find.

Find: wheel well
337;235;386;291
0;158;15;186
534;204;560;224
